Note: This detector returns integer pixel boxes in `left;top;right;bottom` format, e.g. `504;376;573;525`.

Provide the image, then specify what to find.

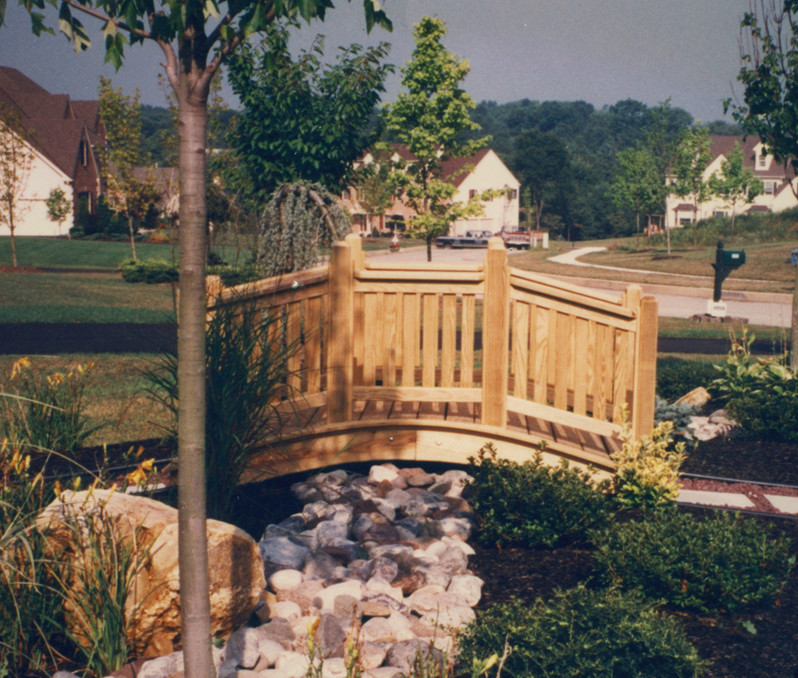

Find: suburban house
343;145;520;237
0;66;105;237
665;135;798;229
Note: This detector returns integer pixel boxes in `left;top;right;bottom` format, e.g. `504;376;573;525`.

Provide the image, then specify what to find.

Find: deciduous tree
609;145;665;245
227;25;392;203
669;126;713;247
46;187;72;237
98;77;160;260
0;109;34;267
708;141;763;235
726;0;798;369
0;2;391;675
384;16;490;261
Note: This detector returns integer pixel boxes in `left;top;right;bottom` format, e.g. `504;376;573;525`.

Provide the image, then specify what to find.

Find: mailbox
722;250;745;267
712;241;746;303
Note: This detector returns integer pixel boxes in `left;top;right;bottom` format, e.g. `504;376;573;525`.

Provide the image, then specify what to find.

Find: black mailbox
722;249;745;267
712;241;746;302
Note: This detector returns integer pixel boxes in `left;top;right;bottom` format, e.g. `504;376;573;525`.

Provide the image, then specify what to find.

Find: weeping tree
257;182;351;276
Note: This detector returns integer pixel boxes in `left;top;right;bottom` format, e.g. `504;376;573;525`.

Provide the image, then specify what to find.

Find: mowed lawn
0;271;175;323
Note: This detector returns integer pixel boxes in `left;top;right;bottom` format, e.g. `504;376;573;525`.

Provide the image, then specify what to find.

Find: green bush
656;358;718;402
711;333;798;441
465;443;612;548
119;258;178;284
145;296;299;521
456;586;706;678
592;510;794;614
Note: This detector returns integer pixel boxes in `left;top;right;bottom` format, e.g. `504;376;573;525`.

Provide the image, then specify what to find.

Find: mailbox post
709;240;745;316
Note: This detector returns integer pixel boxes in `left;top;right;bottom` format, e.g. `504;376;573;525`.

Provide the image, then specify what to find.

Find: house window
764;181;776;195
713;210;727;218
469;189;478;199
509;189;518;200
758;153;767;168
79;140;88;166
78;191;95;215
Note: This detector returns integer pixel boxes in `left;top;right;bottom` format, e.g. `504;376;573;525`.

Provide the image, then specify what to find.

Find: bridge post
327;238;355;423
481;238;510;427
632;295;658;439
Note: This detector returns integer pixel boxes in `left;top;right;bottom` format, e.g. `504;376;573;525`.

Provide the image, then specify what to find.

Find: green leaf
741;620;757;635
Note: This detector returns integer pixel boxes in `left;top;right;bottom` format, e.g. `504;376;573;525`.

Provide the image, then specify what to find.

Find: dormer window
758;152;767;168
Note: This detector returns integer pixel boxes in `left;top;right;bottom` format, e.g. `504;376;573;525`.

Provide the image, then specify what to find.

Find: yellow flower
10;356;30;379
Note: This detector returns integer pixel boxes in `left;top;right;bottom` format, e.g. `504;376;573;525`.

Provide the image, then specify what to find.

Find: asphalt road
379;245;793;329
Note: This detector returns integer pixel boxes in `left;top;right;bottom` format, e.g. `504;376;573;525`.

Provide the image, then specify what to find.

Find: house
0;66;105;236
665;135;798;229
343;144;520;237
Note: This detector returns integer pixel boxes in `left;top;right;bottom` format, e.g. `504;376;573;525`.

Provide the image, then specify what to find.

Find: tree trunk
128;213;138;260
9;213;17;267
175;74;215;678
792;263;798;372
426;235;432;262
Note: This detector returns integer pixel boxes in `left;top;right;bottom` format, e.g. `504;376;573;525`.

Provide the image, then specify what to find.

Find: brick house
0;66;105;236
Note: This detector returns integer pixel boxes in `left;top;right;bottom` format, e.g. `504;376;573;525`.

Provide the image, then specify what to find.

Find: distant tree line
138;75;743;243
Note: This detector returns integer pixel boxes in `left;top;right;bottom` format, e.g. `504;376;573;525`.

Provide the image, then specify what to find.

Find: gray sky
0;0;752;122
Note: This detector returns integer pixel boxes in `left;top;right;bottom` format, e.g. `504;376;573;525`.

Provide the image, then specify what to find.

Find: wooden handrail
210;236;658;442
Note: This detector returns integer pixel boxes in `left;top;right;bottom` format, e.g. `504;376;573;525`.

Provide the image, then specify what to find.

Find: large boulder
36;489;265;657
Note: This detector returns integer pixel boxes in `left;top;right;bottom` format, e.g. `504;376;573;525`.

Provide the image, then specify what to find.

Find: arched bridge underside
241;392;623;484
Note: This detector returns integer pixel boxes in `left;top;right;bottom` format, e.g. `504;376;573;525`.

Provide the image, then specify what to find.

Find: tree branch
63;0;152;41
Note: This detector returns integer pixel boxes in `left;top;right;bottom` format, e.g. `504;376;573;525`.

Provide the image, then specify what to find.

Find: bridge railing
208;234;657;441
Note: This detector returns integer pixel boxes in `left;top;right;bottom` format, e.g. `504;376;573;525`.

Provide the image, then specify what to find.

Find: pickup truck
435;230;494;248
498;225;531;249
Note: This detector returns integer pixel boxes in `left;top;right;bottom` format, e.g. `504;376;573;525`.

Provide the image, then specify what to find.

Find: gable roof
709;134;794;180
0;66;98;177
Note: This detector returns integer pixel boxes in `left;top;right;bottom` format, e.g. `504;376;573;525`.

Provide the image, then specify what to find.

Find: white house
343;144;520;236
665;135;798;229
0;67;105;236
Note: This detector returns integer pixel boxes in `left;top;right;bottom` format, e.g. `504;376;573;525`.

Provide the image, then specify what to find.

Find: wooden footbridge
208;235;658;482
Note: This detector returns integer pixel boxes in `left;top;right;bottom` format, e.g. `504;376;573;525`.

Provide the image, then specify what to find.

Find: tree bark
792;263;798;373
128;213;138;260
175;71;214;678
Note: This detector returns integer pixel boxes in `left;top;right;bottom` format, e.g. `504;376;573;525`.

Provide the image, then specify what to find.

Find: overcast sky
0;0;753;123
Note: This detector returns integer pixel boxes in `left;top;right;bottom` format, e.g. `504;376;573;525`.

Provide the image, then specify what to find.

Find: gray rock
264;515;306;539
224;626;263;669
314;520;351;546
317;613;347;658
303;550;341;580
259;536;310;571
384;639;445;674
447;574;484;607
275;651;309;678
363;556;399;582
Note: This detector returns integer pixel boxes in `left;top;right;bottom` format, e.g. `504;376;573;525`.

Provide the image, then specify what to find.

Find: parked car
498;225;531;249
435;230;494;248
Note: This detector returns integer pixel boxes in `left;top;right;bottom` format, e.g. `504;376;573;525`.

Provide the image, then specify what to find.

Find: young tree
669;126;713;247
726;0;798;369
98;77;161;259
227;26;392;204
384;16;490;261
0;111;34;267
708;141;763;236
1;2;391;675
354;145;395;234
46;187;71;237
609;145;665;246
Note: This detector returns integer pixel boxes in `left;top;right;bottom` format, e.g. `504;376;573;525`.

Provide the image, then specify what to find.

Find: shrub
119;258;178;284
0;357;100;456
611;415;686;510
455;586;706;678
592;510;794;614
465;443;612;548
711;332;798;441
145;296;300;521
656;357;719;402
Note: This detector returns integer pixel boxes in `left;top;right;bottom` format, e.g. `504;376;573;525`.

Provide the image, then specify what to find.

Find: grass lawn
511;236;797;294
0;272;175;323
0;236;179;270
